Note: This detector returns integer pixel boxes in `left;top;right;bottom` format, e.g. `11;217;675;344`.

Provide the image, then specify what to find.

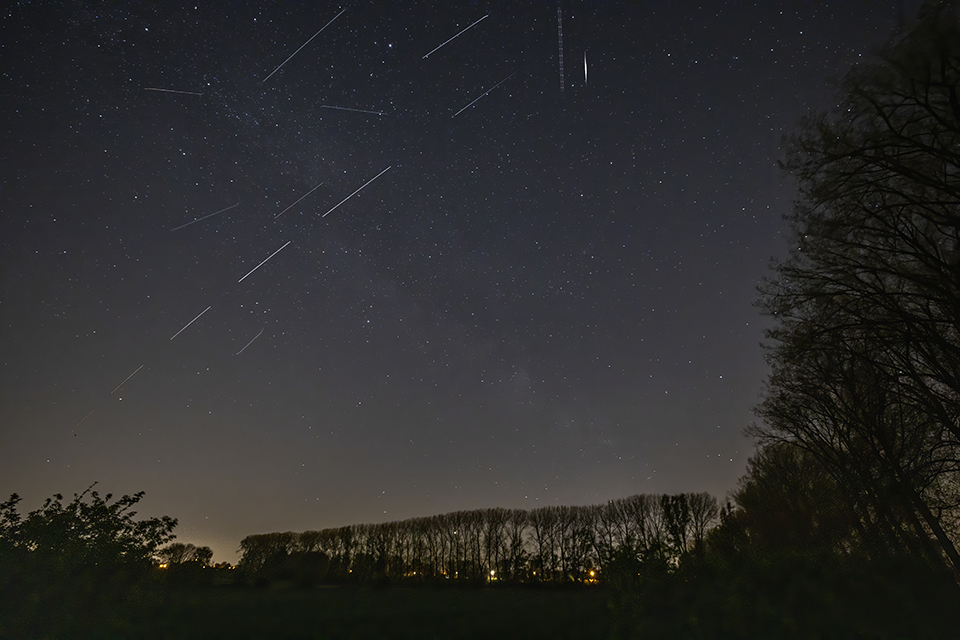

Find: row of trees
158;541;214;566
238;492;719;584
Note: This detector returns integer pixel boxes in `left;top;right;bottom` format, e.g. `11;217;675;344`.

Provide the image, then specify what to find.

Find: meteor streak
453;71;519;117
145;87;203;96
111;364;144;394
320;105;387;116
73;409;95;431
171;203;239;231
275;183;324;219
238;241;292;283
422;13;489;59
170;305;212;341
261;8;346;83
235;328;265;355
321;166;392;218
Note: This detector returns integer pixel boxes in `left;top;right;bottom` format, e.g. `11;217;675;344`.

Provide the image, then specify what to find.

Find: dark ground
126;584;611;640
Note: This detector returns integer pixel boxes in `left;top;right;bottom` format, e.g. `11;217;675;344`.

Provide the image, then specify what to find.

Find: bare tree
502;508;529;581
661;494;692;557
758;2;960;576
687;492;719;554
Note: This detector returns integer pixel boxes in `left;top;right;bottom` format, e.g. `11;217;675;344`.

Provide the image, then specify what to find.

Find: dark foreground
128;585;611;640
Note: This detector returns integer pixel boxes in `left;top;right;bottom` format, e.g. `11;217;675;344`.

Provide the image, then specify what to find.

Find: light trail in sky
321;166;392;218
261;8;346;83
237;242;292;283
169;305;212;340
453;71;519;117
422;13;489;59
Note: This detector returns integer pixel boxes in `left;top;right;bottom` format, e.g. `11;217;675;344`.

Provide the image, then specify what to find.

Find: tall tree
662;494;692;557
757;1;960;575
687;492;720;555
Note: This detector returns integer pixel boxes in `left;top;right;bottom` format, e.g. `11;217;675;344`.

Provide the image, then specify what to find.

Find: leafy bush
0;484;177;637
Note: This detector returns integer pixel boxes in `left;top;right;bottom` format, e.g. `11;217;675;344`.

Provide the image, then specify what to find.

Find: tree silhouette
0;485;177;637
159;541;213;565
757;0;960;577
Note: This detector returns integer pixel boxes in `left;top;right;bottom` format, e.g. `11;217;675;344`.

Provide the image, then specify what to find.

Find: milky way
1;1;901;561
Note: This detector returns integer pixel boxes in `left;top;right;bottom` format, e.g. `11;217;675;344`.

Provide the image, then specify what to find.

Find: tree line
237;492;719;585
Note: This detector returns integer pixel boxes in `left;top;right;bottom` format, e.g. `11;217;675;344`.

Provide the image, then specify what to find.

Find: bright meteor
275;183;324;219
453;71;519;117
320;105;388;116
235;328;265;356
171;203;239;231
422;13;489;59
238;241;292;283
145;87;203;96
170;305;212;341
261;8;346;83
111;364;144;394
321;166;392;218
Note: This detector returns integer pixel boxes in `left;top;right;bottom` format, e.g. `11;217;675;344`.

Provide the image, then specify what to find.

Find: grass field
130;585;613;639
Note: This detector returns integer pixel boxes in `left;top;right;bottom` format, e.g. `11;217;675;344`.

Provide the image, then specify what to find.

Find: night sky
2;1;905;562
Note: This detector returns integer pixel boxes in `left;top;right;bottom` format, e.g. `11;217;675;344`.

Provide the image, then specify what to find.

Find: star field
1;1;902;561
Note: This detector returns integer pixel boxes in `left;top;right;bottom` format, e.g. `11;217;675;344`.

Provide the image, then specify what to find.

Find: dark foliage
756;0;960;577
612;6;960;630
0;485;177;638
608;442;960;639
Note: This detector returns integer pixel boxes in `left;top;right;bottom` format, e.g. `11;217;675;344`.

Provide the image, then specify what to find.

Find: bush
0;485;177;637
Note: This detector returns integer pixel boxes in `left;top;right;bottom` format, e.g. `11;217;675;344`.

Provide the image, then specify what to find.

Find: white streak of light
422;14;489;59
321;166;392;218
170;305;212;341
111;364;144;394
275;183;324;219
453;70;519;117
261;9;346;83
171;203;239;231
237;241;292;283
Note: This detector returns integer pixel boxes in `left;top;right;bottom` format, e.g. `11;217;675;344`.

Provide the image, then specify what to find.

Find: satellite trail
557;5;564;94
